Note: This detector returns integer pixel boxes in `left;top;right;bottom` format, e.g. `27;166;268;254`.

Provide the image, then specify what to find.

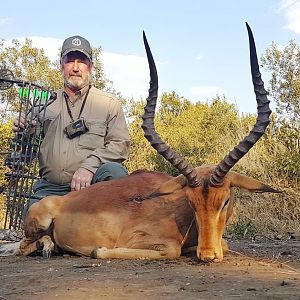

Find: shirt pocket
78;122;107;149
40;107;58;137
42;117;55;136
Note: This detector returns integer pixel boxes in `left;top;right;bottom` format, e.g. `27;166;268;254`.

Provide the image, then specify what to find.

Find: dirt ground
0;236;299;300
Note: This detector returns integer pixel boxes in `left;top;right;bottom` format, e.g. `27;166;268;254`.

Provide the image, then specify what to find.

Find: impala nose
198;248;223;263
200;255;216;263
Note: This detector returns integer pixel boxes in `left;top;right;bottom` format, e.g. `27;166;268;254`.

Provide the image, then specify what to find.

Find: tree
0;38;111;116
90;46;113;92
261;40;300;123
0;38;62;89
261;40;300;184
160;91;191;116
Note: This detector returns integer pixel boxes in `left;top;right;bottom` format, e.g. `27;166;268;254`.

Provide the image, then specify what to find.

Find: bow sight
0;69;56;229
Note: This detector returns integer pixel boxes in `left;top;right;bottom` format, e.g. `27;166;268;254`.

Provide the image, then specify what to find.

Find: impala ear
229;172;282;193
150;174;188;198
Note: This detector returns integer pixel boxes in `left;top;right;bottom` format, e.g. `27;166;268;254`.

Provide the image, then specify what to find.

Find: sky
0;0;300;114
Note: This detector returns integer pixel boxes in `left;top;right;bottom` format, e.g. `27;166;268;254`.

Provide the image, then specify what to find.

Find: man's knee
92;162;128;183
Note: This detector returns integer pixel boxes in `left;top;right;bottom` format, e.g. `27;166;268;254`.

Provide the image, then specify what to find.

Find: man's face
61;51;92;91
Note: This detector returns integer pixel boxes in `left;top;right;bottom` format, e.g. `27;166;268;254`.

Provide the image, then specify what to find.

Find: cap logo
71;38;81;46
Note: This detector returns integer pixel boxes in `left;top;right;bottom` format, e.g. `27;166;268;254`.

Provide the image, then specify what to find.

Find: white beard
64;73;90;91
65;76;86;90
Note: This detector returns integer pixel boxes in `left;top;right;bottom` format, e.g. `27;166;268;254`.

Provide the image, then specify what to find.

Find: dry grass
228;187;300;236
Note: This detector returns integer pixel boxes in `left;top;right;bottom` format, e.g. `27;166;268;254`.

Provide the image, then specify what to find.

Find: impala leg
39;235;55;258
20;238;37;256
91;240;181;260
20;235;54;258
221;238;229;254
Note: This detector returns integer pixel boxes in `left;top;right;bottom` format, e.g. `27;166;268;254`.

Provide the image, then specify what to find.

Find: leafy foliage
261;40;300;186
0;38;110;115
0;121;14;226
261;40;300;123
0;38;62;89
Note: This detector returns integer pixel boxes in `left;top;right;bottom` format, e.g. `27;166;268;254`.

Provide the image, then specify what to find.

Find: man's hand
71;167;93;191
12;113;37;132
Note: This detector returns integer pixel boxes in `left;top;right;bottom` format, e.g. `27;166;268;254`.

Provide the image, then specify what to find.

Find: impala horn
141;31;201;187
210;23;272;186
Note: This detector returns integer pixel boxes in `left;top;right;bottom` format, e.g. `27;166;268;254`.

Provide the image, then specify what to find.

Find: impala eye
222;199;230;209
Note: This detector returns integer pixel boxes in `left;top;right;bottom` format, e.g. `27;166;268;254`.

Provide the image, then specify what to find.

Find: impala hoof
42;249;52;259
91;247;108;259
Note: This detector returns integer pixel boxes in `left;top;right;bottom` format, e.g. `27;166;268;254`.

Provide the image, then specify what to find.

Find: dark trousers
23;162;128;218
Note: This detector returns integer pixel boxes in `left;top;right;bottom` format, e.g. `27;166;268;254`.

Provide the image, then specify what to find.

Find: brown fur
22;167;278;262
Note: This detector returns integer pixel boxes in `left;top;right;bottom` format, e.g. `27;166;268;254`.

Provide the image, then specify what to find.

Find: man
13;35;130;216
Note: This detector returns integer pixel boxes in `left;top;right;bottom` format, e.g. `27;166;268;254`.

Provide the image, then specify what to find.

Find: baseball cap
61;35;92;61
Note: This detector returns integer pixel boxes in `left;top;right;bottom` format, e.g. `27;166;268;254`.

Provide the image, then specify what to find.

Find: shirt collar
63;84;90;103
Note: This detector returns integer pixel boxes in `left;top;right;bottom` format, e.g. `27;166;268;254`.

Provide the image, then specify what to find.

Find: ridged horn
141;31;201;187
210;23;272;186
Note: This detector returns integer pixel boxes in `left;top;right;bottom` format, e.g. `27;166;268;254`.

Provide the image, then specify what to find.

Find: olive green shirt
37;86;130;185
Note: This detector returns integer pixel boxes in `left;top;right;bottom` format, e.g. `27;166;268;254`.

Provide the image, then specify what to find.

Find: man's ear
60;55;65;66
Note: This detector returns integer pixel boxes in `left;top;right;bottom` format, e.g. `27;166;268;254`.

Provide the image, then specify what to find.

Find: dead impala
6;23;279;262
